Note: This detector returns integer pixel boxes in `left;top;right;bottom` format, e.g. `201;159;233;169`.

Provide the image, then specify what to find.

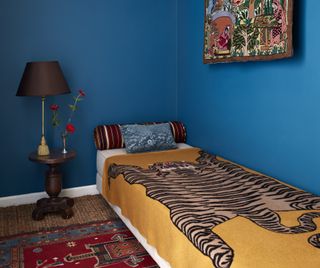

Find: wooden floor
0;194;117;237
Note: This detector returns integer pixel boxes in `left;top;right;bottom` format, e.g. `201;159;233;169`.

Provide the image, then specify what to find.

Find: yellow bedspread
102;148;320;268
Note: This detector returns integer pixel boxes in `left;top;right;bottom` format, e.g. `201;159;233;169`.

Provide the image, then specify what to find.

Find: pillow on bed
120;123;177;153
94;121;186;150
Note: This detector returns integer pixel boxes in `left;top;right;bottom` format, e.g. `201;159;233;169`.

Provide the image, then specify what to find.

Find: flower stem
67;94;81;124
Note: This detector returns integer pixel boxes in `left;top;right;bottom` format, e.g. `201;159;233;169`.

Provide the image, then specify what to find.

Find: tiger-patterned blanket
104;148;320;268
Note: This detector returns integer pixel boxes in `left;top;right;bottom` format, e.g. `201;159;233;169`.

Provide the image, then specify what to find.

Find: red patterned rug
0;219;159;268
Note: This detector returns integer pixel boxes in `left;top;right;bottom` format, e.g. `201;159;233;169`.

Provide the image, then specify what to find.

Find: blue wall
177;0;320;195
2;0;319;198
0;0;177;197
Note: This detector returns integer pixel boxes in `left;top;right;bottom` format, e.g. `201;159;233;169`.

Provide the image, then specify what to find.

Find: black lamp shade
16;61;70;97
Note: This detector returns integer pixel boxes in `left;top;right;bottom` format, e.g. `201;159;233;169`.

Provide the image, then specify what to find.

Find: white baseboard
0;184;99;207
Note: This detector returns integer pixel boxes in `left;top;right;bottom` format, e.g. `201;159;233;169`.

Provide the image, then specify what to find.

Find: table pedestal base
32;197;74;220
29;150;76;221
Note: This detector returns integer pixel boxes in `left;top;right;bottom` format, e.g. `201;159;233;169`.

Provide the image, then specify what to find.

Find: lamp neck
41;96;45;136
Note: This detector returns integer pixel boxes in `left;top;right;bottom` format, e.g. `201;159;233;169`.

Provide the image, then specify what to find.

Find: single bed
94;123;320;268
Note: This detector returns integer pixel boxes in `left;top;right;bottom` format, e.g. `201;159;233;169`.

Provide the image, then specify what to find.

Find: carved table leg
32;164;74;220
46;164;62;197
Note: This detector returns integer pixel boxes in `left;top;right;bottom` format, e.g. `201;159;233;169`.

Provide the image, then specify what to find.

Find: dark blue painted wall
177;1;320;195
0;0;177;197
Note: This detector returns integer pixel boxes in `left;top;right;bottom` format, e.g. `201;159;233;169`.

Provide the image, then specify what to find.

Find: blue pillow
120;123;177;153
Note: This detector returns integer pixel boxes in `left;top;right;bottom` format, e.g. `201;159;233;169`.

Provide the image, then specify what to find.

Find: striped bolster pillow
94;121;186;150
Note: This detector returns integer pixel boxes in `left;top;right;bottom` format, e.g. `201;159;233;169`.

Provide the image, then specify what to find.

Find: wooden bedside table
29;149;76;220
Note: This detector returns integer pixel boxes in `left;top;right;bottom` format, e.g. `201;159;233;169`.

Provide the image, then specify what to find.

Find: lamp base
38;136;50;156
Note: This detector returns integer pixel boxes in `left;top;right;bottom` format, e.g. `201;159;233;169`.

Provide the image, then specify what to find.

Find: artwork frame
203;0;293;64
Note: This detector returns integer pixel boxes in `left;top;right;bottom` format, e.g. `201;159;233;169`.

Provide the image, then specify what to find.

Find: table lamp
16;61;70;155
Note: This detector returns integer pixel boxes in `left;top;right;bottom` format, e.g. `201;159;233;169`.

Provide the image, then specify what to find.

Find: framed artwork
203;0;293;64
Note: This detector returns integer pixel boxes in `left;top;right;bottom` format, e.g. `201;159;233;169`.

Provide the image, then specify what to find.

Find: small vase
61;133;68;154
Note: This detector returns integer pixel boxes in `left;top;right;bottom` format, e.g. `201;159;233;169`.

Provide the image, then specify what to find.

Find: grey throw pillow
120;123;177;153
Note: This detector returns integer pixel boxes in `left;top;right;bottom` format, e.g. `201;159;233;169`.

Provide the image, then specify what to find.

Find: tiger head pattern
108;151;320;268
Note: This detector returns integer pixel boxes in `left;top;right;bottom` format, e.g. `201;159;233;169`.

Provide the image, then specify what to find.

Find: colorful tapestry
0;220;158;268
203;0;293;63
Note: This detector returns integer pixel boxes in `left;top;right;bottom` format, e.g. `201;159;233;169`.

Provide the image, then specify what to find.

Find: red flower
50;104;59;111
232;0;243;5
79;89;85;97
66;123;75;134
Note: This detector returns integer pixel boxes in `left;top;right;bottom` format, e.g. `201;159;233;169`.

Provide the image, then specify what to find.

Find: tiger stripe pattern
108;151;320;268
